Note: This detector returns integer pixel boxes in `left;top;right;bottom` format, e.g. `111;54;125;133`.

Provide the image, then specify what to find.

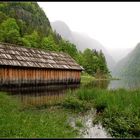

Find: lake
1;77;140;106
108;77;140;90
85;77;140;90
0;84;80;106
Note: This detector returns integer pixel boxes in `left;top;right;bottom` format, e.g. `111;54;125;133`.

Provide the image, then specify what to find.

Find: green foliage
16;19;27;37
75;51;84;64
59;39;78;59
75;119;83;128
66;87;140;138
41;34;58;51
0;18;21;44
21;31;40;48
0;11;8;23
0;2;51;37
62;95;91;112
78;48;110;77
81;72;95;84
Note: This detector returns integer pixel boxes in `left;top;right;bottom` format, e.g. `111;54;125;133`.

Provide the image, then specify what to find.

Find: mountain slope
0;2;51;37
109;48;133;62
112;43;140;78
51;20;116;72
0;2;78;58
51;20;73;41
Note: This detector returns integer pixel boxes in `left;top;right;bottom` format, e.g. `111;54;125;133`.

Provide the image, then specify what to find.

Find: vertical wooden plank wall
0;67;81;85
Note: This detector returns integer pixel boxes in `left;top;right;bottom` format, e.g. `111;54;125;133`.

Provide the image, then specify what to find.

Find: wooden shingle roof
0;42;83;71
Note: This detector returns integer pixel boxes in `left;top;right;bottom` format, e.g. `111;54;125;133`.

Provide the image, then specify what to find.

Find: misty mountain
51;20;74;41
112;43;140;78
109;48;133;62
51;20;116;72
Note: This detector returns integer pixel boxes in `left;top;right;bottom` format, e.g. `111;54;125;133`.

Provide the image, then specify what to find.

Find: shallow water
68;109;111;138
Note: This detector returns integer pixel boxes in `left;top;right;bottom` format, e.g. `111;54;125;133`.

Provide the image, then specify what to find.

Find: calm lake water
0;84;80;106
1;77;140;106
108;77;140;90
85;77;140;90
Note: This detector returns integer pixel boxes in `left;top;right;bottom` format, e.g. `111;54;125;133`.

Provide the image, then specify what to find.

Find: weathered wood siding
0;66;81;85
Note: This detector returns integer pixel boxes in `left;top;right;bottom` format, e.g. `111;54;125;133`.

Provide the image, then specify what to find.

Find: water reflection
0;80;111;107
0;84;80;106
1;77;140;107
82;77;140;90
108;77;140;90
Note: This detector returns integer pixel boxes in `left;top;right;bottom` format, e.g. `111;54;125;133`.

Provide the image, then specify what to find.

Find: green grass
1;87;140;138
75;119;83;128
0;92;77;138
81;72;95;84
80;72;115;84
63;87;140;138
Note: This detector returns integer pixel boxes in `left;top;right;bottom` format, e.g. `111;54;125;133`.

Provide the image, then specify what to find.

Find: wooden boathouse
0;42;83;87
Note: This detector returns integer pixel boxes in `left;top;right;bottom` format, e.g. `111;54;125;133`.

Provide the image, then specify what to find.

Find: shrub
62;96;91;112
75;119;83;128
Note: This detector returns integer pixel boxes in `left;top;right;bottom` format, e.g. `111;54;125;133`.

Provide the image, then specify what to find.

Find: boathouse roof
0;42;83;70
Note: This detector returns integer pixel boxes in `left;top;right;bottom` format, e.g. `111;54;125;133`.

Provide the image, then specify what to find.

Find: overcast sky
38;2;140;55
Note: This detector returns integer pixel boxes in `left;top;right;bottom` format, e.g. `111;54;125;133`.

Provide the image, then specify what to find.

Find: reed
63;87;140;138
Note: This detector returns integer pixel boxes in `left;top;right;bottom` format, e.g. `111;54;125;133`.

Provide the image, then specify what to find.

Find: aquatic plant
63;87;140;138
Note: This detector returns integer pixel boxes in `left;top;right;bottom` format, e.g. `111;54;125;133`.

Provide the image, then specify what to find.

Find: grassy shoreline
81;73;120;84
81;75;95;84
0;85;140;138
62;88;140;138
0;92;78;138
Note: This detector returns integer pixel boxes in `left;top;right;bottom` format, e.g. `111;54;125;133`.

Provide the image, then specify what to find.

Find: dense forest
0;2;110;78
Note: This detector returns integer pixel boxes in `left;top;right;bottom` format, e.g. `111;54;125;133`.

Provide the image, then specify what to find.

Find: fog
38;2;140;62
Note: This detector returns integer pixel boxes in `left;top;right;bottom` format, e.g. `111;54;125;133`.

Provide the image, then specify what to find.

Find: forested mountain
0;2;110;78
0;2;51;38
51;20;115;71
112;43;140;78
0;2;77;58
